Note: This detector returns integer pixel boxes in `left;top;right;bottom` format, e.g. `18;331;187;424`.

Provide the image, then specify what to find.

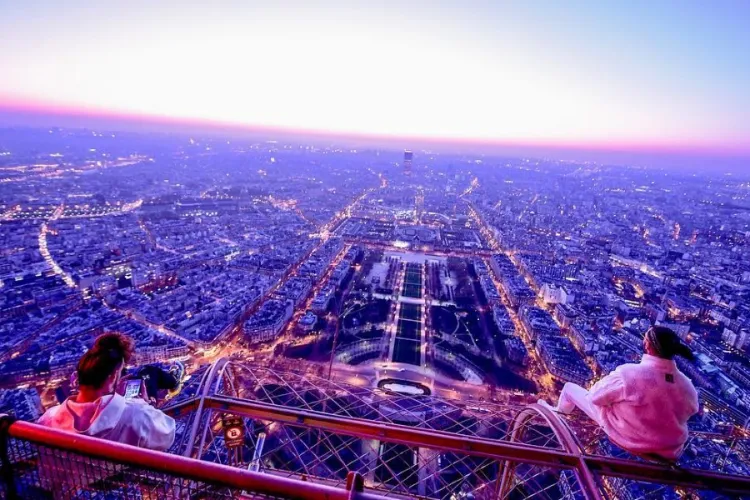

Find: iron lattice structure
3;358;750;499
163;358;750;499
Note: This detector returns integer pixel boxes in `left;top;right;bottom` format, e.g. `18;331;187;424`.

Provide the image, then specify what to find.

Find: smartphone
123;378;142;399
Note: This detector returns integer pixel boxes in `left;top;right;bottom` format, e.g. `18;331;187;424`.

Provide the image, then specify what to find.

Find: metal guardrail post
497;406;529;498
532;404;602;500
499;404;603;500
346;471;365;500
184;357;228;458
0;414;18;500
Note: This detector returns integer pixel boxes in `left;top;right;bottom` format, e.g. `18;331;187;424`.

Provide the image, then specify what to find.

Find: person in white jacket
538;326;699;461
39;333;175;451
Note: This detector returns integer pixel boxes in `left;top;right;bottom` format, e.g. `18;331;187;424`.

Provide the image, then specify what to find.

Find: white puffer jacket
39;393;175;451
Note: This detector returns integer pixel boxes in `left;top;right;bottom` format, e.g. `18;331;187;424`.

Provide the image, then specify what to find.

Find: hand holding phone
123;378;143;399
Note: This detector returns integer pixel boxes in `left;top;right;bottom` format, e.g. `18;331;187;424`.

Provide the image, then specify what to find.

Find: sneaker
166;361;186;400
169;361;185;383
537;399;559;413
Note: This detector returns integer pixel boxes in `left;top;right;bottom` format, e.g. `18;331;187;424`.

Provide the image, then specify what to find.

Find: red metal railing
5;400;750;500
158;359;750;499
189;395;750;498
0;415;385;500
5;386;750;499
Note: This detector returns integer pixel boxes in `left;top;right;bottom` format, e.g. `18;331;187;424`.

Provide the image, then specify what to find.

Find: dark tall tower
403;150;413;175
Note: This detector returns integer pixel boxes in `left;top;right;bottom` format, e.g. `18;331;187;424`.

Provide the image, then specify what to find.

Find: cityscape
0;1;749;498
1;126;750;497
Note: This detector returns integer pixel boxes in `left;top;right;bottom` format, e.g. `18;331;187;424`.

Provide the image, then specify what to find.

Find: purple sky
0;1;748;158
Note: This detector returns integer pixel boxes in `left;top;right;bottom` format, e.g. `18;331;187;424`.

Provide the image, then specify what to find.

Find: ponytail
647;326;694;361
675;342;695;361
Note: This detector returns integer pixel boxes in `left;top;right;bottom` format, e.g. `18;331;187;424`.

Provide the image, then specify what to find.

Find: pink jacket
589;354;699;460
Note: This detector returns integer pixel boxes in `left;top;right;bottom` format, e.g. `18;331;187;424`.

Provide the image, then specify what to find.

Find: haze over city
1;1;749;166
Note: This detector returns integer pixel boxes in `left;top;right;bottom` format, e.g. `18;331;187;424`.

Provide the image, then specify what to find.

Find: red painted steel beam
203;395;582;468
7;420;386;500
586;455;750;496
203;395;750;496
162;397;199;416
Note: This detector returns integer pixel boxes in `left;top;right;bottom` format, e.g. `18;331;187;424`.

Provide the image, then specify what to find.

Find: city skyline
2;125;750;497
1;1;749;161
3;3;750;497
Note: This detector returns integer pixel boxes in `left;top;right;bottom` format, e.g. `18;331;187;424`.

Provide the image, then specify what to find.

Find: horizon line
0;96;748;160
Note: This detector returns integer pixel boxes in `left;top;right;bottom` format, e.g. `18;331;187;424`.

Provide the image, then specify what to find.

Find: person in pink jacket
539;326;699;461
39;333;175;451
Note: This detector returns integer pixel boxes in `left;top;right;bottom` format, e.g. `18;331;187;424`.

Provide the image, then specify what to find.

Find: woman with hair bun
39;332;175;451
538;326;699;461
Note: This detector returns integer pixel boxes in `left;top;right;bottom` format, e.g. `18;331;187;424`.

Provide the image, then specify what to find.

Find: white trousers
556;382;603;425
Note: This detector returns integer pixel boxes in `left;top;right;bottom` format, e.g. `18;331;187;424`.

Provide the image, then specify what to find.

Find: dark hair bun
94;333;129;352
77;333;135;389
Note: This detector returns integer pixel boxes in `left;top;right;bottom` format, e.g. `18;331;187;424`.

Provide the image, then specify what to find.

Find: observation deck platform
2;358;750;499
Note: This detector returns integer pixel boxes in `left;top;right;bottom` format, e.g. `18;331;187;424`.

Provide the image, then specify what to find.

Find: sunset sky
1;0;748;155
